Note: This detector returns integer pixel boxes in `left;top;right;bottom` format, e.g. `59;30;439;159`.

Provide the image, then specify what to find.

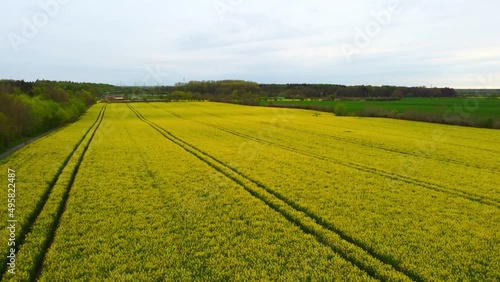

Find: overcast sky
1;0;499;88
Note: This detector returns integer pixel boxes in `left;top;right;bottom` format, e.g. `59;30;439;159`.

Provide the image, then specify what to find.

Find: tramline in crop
0;102;498;281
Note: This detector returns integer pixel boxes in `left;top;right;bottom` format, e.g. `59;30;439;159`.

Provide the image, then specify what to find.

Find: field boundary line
0;104;107;281
128;104;423;282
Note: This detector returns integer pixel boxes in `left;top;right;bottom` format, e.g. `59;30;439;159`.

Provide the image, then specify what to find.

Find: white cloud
0;0;499;87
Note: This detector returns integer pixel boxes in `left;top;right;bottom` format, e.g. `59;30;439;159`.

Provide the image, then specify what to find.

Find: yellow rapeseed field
1;102;498;281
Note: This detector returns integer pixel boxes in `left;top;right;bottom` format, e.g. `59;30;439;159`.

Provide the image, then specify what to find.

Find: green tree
334;104;347;116
392;90;404;99
232;89;239;101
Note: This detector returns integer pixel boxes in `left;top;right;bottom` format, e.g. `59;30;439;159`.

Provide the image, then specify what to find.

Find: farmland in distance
261;97;500;118
0;102;499;281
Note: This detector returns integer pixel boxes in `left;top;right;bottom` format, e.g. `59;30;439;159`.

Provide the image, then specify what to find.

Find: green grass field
262;98;500;118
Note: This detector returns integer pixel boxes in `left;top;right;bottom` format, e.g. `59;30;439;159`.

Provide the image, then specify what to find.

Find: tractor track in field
0;105;107;281
168;104;496;171
33;105;107;280
258;121;498;172
128;104;423;282
151;105;500;209
367;118;500;147
312;120;500;154
169;104;496;171
189;102;500;152
203;120;500;209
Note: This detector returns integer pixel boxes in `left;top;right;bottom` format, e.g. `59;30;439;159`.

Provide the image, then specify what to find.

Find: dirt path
0;126;65;161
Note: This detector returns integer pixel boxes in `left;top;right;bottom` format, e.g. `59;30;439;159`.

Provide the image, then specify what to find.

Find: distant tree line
455;89;500;97
134;80;457;105
0;80;114;152
113;81;459;103
258;84;458;100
